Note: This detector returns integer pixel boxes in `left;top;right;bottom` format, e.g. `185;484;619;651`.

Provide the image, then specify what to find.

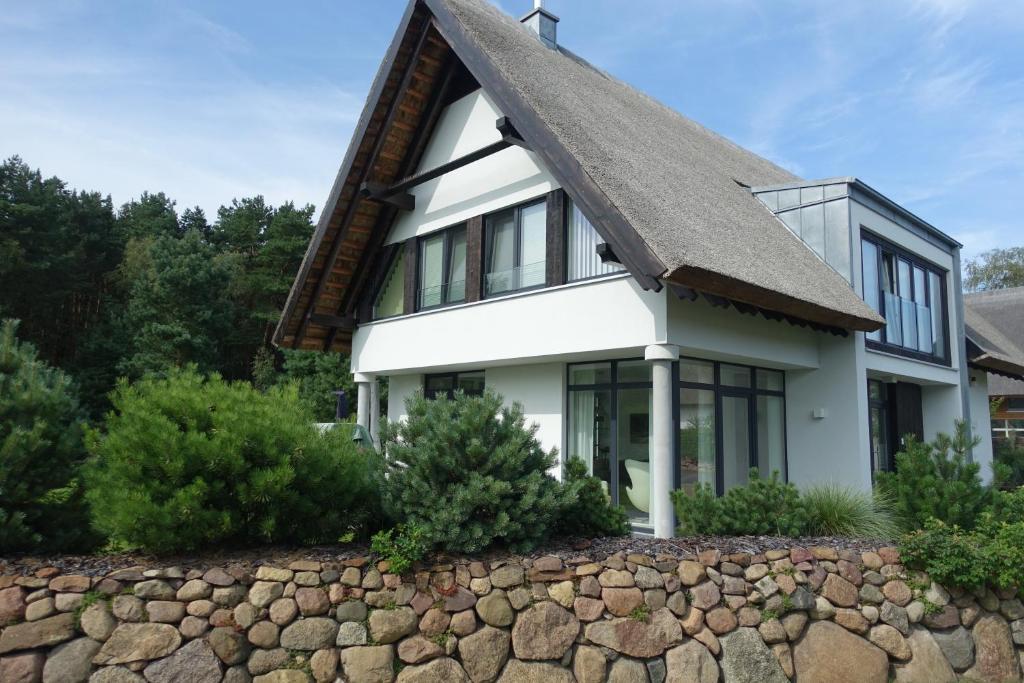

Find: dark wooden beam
496;116;529;149
596;242;620;265
379;139;512;198
291;17;436;348
667;283;698;302
545;189;565;287
703;292;730;309
359;182;415;211
309;313;356;330
465;215;483;302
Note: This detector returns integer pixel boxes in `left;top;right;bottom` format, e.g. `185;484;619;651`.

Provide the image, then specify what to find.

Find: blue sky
2;0;1021;261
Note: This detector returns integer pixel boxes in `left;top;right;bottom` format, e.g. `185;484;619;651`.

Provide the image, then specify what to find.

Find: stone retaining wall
1;546;1022;682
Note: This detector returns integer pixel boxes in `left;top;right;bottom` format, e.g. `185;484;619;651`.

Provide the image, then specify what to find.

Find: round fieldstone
212;585;248;608
269;598;298;625
336;621;368;647
111;596;145;623
666;639;718;683
145;601;186;624
893;627;956;683
334;600;367;624
179;615;209;639
42;636;101;683
511;601;580;660
759;619;787;644
820;574;858;608
311;648;338;682
964;614;1020;682
497;659;575;683
248;582;284;609
176;580;212;602
80;602;117;641
706;607;738;635
247;621;280;648
476;589;513;627
395;656;470;683
583;608;682;659
574;644;607;683
574;596;605;622
689;581;721;611
458;625;510;682
133;580;175;601
599;570;635;588
142;638;221;683
869;624;911;660
882;580;912;607
449;610;476;637
0;651;44;683
339;645;394;683
793;621;888;683
418;608;450;637
247;647;289;676
489;565;524;589
187;600;216;618
397;635;443;664
280;617;339;651
603;587;643;617
294;587;329;616
208;626;251;665
368;607;417;644
93;623;182;665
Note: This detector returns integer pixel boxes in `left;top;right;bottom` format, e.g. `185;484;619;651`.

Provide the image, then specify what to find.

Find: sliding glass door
567;361;652;527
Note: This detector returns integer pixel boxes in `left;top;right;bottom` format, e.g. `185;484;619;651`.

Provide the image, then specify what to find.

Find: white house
274;0;1024;537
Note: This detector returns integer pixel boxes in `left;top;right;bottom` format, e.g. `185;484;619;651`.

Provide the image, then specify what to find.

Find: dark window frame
565;359;654;531
424;371;485;400
483;196;548;298
1004;397;1024;413
867;379;894;474
861;230;951;365
415;222;467;312
677;358;787;495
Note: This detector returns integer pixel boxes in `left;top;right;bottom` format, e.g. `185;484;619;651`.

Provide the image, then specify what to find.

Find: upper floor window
373;251;405;319
566;199;624;281
418;224;466;310
485;199;546;297
861;235;947;362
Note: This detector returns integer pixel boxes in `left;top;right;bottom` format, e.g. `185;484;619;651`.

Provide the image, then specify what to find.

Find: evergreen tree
380;390;564;553
118;191;180;239
117;231;237;378
965;247;1024;291
0;320;92;552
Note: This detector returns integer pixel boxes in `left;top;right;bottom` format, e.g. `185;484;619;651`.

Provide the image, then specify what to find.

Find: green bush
0;320;94;553
370;523;430;575
993;441;1024;490
379;390;564;554
899;519;989;589
802;483;899;539
671;470;806;536
85;367;379;553
556;456;630;538
875;421;989;530
900;515;1024;591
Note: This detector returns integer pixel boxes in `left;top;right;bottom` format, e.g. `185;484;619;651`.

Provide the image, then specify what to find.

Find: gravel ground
0;533;894;578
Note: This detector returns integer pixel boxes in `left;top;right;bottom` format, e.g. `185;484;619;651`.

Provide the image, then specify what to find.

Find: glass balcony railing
417;279;466;309
484;261;546;296
882;293;934;355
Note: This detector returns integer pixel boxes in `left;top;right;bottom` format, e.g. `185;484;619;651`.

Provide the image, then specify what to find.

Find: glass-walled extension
567;361;653;527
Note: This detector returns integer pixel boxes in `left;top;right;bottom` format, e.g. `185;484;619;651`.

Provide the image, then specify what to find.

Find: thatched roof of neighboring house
964;286;1024;384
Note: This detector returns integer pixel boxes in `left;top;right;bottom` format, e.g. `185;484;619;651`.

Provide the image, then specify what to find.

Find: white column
368;380;381;448
354;372;376;435
646;343;679;539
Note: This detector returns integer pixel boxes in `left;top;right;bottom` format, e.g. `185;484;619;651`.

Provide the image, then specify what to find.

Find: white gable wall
384;89;557;245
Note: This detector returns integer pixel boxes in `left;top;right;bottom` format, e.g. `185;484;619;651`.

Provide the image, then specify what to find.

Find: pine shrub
556;456;630;538
671;470;806;536
875;421;989;530
0;320;93;552
85;367;379;553
379;390;563;554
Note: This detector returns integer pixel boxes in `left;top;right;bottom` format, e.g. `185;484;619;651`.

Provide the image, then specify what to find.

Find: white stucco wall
352;275;664;374
785;334;872;491
384;89;556;245
666;296;819;370
970;370;995;483
486;363;565;464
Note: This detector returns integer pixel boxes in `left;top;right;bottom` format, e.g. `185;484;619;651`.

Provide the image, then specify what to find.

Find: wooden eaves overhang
273;0;872;352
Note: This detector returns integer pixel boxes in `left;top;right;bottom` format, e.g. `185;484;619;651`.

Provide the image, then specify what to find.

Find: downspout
952;249;973;460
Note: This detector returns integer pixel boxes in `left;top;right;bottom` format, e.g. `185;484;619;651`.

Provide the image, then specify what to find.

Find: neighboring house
274;0;1024;537
964;287;1024;448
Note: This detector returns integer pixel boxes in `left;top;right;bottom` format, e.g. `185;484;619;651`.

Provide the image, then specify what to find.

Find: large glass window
425;371;484;400
485;199;546;296
373;251;405;319
567;361;652;526
861;235;948;362
417;224;466;310
566;199;624;281
679;359;786;495
867;379;892;473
